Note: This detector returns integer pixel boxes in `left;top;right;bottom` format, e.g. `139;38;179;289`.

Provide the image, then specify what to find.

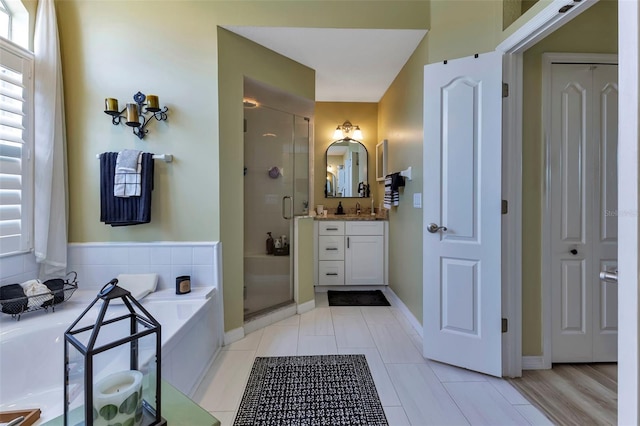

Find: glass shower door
243;105;309;319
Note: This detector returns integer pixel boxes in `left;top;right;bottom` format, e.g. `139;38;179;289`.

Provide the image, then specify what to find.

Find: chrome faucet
356;202;361;215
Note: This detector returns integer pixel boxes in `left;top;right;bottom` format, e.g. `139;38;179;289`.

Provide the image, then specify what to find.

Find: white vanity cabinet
315;220;387;286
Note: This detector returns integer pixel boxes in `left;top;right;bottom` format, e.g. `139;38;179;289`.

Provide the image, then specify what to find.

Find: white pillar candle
93;370;143;426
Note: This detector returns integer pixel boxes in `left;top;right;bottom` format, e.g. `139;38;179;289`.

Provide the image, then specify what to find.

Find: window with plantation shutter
0;41;32;256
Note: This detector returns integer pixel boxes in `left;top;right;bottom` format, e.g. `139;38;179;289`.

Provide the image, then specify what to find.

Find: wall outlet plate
413;193;422;208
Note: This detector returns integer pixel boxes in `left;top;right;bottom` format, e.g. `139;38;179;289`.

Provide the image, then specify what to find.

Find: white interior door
550;63;618;363
423;52;503;377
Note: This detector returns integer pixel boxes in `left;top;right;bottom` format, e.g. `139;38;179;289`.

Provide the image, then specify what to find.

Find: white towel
20;279;53;308
114;150;142;197
111;273;158;304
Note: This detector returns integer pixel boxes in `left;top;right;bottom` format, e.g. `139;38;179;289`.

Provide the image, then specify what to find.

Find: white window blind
0;0;10;41
0;42;32;256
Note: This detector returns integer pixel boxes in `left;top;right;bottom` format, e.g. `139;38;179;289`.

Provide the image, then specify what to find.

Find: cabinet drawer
318;221;345;235
346;221;384;236
318;236;344;261
318;261;344;285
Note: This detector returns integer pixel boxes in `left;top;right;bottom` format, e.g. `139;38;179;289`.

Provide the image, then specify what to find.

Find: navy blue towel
43;278;66;305
100;152;154;226
0;284;27;314
390;172;405;192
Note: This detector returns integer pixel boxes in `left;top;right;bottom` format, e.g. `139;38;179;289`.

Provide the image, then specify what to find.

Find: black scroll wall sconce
104;91;168;139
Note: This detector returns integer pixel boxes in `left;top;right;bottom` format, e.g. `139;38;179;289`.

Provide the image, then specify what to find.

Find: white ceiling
223;26;427;103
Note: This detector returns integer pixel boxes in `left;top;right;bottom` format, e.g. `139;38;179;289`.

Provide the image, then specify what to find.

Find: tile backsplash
0;242;221;293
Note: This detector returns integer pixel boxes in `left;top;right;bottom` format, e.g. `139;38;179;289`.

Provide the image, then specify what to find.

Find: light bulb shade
333;127;343;140
352;127;363;140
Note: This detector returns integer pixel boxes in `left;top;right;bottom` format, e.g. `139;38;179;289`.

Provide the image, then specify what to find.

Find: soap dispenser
266;232;274;255
337;201;344;215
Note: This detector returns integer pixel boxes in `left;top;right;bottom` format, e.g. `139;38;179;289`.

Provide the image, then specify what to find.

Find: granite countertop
313;208;388;221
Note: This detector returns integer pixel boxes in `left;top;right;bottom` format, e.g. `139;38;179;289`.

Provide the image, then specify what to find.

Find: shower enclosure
243;78;310;320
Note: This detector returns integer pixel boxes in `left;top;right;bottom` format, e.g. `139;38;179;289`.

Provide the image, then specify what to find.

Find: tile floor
193;292;553;425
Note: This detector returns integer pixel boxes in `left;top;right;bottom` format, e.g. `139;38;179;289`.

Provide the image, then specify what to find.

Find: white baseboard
223;327;244;345
297;299;315;314
383;287;423;337
522;356;550;370
314;285;388;292
243;304;298;334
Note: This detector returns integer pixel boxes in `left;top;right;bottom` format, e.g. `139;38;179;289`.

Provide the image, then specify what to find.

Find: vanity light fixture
333;120;363;142
104;91;168;139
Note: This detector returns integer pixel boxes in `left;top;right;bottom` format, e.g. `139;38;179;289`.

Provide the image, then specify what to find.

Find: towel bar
96;153;173;162
400;166;412;181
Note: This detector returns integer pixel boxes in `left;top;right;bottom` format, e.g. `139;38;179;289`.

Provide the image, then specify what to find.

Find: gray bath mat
327;290;391;306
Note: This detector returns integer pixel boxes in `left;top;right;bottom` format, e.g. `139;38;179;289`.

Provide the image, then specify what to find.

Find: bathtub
0;287;222;423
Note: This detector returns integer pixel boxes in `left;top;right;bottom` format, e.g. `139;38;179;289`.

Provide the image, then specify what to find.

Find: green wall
296;217;315;305
378;0;503;324
54;0;430;333
378;35;428;324
218;28;315;332
57;0;221;243
51;0;615;349
520;0;617;355
376;0;617;352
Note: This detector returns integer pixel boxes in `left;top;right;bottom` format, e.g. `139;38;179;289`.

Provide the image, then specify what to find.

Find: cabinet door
345;235;384;285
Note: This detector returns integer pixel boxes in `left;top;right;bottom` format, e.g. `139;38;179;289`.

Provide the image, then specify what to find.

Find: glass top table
42;379;220;426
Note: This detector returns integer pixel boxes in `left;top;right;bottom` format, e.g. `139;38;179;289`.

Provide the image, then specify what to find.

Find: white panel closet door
550;63;618;362
592;64;618;362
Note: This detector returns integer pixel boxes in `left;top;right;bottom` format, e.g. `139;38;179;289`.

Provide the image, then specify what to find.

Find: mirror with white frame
325;140;369;198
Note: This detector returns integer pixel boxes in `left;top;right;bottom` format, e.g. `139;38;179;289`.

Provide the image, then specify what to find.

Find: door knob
599;269;618;283
570;249;578;255
427;223;448;233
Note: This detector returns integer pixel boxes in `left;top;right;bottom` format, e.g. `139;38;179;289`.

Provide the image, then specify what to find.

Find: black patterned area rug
327;290;391;307
233;355;388;426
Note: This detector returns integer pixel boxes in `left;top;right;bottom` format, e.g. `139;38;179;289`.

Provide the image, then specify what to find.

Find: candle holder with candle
64;279;167;426
104;91;168;139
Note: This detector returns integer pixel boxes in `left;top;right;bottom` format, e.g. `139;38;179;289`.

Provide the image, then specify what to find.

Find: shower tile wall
244;111;292;256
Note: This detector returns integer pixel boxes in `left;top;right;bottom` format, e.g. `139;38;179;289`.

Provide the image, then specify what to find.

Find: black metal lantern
64;279;166;426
